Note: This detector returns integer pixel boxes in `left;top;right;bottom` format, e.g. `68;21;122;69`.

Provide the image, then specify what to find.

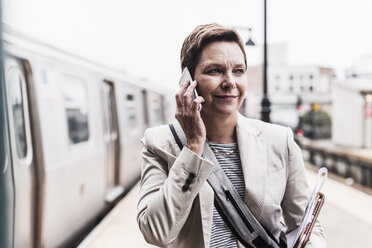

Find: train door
5;57;35;247
147;91;165;127
365;93;372;148
117;85;143;188
101;80;121;202
0;25;15;248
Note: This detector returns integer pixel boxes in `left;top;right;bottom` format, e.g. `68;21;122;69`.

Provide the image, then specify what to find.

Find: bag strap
168;123;284;248
169;123;183;150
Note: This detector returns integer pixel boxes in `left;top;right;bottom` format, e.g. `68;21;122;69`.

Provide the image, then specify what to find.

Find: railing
297;137;372;189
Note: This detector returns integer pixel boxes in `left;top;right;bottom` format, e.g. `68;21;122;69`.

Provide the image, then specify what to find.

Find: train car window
125;93;137;127
62;78;89;144
7;71;27;158
126;94;134;101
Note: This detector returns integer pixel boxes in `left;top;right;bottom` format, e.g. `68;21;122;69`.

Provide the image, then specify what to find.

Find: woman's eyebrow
202;62;246;69
235;63;246;68
202;63;224;69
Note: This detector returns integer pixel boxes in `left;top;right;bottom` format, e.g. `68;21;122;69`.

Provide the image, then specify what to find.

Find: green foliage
302;109;331;126
301;106;332;139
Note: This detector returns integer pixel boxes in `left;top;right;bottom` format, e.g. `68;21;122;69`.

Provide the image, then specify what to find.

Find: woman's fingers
191;96;204;113
182;80;197;112
174;80;206;154
175;80;190;113
175;80;202;126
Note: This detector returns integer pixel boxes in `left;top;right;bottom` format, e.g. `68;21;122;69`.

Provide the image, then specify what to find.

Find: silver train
0;26;172;248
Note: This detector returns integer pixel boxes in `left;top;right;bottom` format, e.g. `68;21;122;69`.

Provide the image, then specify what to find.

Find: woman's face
193;41;247;117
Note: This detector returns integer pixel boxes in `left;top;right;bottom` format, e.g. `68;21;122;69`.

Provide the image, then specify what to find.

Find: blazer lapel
170;118;268;246
236;115;267;220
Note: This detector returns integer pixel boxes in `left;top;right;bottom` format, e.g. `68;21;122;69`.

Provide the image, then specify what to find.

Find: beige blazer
137;114;326;248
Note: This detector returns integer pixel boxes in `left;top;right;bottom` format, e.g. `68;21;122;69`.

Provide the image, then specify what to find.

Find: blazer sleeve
137;128;214;247
281;128;326;248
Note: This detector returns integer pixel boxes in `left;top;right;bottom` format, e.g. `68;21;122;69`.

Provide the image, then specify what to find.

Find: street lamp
243;0;271;123
245;28;255;46
261;0;271;123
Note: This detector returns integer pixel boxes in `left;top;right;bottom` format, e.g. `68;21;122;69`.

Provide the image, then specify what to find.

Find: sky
3;0;372;91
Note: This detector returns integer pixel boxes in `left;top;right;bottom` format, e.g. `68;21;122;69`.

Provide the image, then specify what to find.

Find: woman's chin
203;106;239;117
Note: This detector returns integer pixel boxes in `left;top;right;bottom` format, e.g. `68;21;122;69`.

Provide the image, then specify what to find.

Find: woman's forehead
198;42;245;67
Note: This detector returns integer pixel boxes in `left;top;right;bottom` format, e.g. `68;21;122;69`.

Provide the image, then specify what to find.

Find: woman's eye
234;69;245;75
208;69;221;74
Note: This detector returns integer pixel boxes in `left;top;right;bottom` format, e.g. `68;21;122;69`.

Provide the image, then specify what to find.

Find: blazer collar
237;113;263;137
197;115;268;245
172;115;268;242
236;114;267;219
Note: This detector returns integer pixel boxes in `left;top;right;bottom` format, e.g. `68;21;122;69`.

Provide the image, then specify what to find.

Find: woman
137;23;325;248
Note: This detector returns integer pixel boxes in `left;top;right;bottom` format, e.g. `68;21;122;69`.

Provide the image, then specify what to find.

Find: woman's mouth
214;95;238;102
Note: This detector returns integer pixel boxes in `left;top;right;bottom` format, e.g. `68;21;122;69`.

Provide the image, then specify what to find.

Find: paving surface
307;169;372;247
78;169;372;247
78;183;155;248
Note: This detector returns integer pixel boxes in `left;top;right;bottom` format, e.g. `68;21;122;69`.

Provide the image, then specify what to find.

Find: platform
77;182;154;248
78;169;372;247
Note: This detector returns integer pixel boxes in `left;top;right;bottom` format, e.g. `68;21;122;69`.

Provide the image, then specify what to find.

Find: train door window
125;92;137;127
62;77;89;144
102;84;114;135
7;68;29;159
152;94;163;124
141;90;149;126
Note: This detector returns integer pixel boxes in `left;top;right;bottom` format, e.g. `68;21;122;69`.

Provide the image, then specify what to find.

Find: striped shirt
209;142;245;248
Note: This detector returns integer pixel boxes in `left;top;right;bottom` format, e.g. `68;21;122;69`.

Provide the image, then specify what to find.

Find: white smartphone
179;67;202;111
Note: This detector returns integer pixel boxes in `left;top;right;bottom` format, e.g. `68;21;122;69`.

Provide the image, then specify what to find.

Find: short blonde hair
180;23;247;77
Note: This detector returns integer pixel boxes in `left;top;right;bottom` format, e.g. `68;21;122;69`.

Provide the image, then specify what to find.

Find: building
244;44;334;126
268;66;333;97
332;80;372;148
246;64;333;97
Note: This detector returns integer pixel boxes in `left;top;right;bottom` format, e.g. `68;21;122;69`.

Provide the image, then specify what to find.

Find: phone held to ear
179;67;202;111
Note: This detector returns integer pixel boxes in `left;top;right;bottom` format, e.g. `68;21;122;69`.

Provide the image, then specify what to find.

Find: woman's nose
221;72;236;90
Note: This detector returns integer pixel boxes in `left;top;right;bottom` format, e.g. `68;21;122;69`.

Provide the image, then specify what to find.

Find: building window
309;74;314;80
289;74;294;81
289;86;293;92
309;86;314;92
63;78;89;144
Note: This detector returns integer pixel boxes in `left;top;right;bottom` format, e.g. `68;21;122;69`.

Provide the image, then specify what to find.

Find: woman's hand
175;80;205;156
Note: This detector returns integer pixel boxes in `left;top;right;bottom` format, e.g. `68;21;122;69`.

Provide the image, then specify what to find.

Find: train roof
2;24;165;94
